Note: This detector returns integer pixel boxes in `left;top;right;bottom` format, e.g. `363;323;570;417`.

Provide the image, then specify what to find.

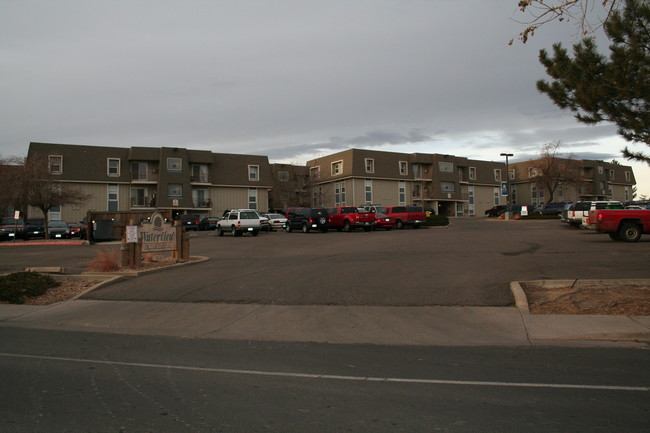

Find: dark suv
0;217;26;241
284;208;329;233
179;214;200;231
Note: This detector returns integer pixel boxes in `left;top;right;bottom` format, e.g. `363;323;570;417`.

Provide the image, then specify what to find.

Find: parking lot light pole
500;153;513;219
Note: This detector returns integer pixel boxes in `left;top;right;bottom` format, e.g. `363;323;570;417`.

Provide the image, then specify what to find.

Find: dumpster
92;219;115;241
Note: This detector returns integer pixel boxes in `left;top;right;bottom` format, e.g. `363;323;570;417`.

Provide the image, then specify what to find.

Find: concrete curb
0;240;89;246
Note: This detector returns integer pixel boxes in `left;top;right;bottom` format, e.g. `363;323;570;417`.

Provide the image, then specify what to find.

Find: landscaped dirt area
523;284;650;316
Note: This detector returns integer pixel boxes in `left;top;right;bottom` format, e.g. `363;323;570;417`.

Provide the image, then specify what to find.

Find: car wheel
231;226;238;237
302;223;309;233
619;223;642;242
396;219;404;229
285;223;293;233
343;221;351;232
217;227;224;236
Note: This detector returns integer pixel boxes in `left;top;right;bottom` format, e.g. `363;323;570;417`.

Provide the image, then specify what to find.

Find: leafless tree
530;141;581;203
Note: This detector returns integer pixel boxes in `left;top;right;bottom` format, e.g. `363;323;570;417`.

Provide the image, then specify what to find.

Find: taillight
598;212;604;222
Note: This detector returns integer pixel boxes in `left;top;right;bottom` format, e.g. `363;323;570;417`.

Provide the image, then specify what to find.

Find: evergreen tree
536;0;650;164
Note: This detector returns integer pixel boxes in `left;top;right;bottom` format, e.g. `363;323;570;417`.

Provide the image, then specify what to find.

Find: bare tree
0;155;26;214
511;0;621;44
19;155;91;236
530;141;581;203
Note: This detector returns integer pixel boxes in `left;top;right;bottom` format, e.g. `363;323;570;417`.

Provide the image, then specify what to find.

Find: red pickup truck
327;207;377;232
366;206;426;229
587;209;650;242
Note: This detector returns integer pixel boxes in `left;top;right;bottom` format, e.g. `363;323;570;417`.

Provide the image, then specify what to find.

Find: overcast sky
1;0;648;195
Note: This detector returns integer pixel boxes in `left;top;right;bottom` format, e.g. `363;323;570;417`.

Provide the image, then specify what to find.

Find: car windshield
1;218;20;224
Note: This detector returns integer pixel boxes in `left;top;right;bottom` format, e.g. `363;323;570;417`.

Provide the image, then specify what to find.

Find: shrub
87;248;120;272
424;215;449;226
0;272;60;304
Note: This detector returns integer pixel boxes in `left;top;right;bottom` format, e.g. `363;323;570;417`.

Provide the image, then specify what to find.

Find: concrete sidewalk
1;299;648;348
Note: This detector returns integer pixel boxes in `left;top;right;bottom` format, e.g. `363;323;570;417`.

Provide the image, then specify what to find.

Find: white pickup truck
217;210;262;237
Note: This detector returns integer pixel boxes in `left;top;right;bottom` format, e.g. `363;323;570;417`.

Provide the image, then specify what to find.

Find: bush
0;272;60;304
424;215;449;226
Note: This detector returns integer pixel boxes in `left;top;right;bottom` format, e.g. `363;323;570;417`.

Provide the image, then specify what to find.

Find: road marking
1;352;648;392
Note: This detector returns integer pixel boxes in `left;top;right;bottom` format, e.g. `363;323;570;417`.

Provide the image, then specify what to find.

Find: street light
500;153;514;216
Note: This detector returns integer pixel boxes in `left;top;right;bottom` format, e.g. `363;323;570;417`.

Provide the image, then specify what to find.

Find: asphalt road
72;217;650;306
2;218;650;306
1;327;648;432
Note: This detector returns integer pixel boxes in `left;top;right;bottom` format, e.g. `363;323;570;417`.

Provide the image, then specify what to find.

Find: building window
441;181;456;193
625;187;630;201
332;161;343;176
168;183;183;198
399;181;406;205
130;187;148;207
598;166;604;175
192;189;209;207
399;161;408;175
108;184;119;211
248;188;257;209
468;185;475;216
609;169;615;180
413;183;422;198
278;171;289;182
508;169;515;180
438;161;453;173
412;164;423;178
335;181;346;205
365;179;372;203
192;164;209;183
48;155;63;174
625;171;631;182
248;165;259;181
365;158;374;173
511;184;517;204
131;162;147;180
494;187;500;205
310;166;320;180
107;158;120;176
469;167;476;180
167;157;182;172
313;185;322;207
494;169;501;182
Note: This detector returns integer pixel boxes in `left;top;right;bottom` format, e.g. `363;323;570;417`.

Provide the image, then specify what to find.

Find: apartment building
509;158;636;206
26;142;272;222
306;149;507;216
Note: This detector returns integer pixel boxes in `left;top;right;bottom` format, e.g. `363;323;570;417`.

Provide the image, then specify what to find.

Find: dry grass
86;248;120;272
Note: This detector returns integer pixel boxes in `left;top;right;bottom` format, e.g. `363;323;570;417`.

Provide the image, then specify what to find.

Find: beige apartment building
26;142;272;222
509;158;636;206
306;149;508;216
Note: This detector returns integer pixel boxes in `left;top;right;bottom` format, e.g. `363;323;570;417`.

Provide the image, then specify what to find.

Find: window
468;185;475;216
625;187;630;201
310;166;320;180
398;181;406;205
192;164;209;183
511;184;517;204
598;166;604;175
399;161;408;175
335;181;346;205
107;158;120;176
469;167;476;180
438;161;453;173
412;164;422;178
494;169;501;182
131;162;147;180
508;169;515;180
131;187;147;207
365;179;372;203
365;158;374;173
625;171;631;182
441;181;455;193
248;165;259;181
278;171;289;182
331;161;343;176
167;157;182;172
108;184;119;211
248;188;257;209
609;169;615;180
49;205;61;220
313;185;322;206
168;183;183;198
413;183;422;197
192;189;208;207
49;155;63;174
494;187;500;205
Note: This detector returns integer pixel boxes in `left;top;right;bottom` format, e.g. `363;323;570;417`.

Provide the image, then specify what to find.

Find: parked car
0;217;26;241
198;217;220;231
284;208;330;233
263;213;287;231
216;210;262;236
560;202;576;223
484;205;507;217
25;218;46;239
255;212;272;232
48;220;71;239
588;208;650;241
566;201;623;228
327;206;377;232
373;212;397;230
67;222;81;237
180;214;200;231
365;206;426;229
534;202;568;216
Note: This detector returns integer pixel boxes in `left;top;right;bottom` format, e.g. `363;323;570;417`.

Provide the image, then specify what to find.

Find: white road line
1;352;648;392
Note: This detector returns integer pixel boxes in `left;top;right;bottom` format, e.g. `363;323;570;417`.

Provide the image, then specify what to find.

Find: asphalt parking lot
72;218;649;307
2;218;649;306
